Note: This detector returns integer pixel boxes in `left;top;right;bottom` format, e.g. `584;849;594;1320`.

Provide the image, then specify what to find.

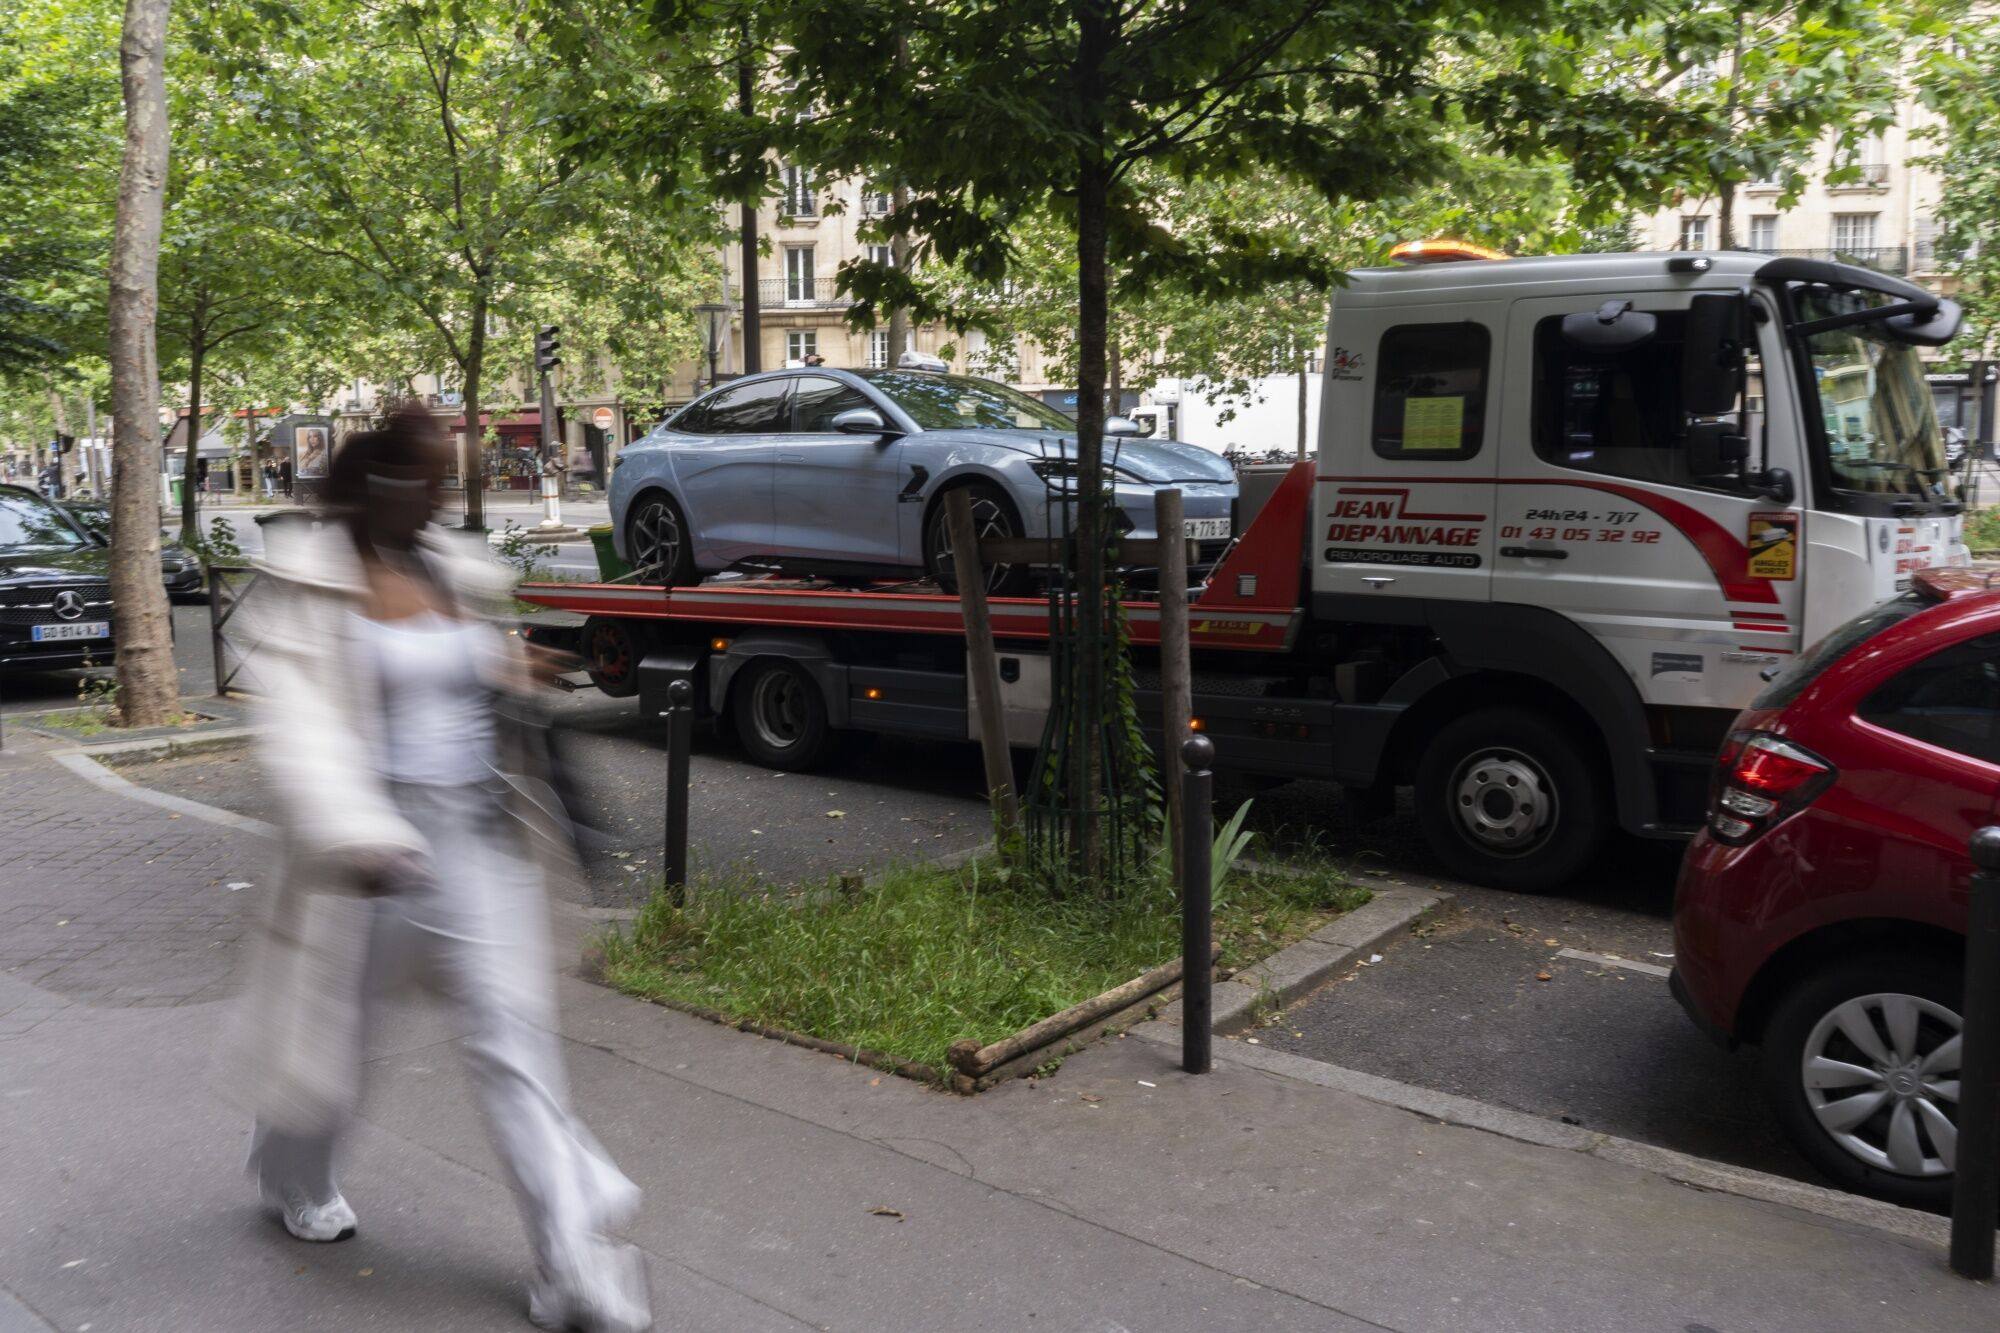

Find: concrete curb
1130;1025;1957;1251
1157;873;1449;1034
49;751;276;838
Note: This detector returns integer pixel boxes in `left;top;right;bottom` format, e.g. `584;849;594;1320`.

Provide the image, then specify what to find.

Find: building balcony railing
739;278;854;309
1735;245;1909;276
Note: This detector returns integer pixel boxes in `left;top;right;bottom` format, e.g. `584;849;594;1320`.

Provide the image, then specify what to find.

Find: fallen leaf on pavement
867;1206;905;1221
1543;938;1558;947
358;1268;373;1277
1536;971;1553;982
869;1077;881;1086
826;809;846;818
1079;1092;1103;1103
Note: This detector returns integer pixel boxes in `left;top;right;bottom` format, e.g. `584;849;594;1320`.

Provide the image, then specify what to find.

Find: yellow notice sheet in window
1402;395;1465;451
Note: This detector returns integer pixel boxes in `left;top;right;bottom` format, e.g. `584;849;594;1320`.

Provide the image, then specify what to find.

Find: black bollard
1180;734;1215;1075
664;678;693;907
1951;825;2000;1279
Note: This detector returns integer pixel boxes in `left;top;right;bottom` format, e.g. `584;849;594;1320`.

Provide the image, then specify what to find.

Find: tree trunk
179;335;203;543
1107;332;1121;411
1072;158;1110;878
737;22;761;375
107;0;179;728
47;391;70;492
1716;13;1746;251
1297;347;1310;456
460;287;488;530
888;184;912;366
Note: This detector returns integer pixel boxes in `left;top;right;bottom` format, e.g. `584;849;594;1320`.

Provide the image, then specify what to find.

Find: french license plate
1187;518;1231;541
31;621;109;642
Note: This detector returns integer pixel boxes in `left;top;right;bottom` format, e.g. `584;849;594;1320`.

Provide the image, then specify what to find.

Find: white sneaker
263;1185;358;1242
527;1239;652;1333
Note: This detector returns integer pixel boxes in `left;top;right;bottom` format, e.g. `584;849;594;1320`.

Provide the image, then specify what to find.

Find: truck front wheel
1414;707;1606;890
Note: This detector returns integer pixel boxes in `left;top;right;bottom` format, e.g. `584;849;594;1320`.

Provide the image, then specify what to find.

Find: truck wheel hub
1452;752;1555;853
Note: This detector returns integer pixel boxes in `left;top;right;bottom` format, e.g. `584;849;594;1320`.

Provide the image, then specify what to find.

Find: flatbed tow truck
519;250;1969;889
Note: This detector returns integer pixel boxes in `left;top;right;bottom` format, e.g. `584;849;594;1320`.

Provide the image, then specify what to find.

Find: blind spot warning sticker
1748;512;1799;580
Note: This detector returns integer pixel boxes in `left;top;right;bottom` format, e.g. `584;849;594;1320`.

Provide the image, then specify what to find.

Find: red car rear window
1753;592;1926;710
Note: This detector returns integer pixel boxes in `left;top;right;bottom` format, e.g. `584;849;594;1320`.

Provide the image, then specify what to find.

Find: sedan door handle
1499;545;1567;560
778;452;804;462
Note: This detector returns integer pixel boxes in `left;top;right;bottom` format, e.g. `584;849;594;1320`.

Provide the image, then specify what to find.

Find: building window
1831;212;1878;255
862;187;892;216
782;165;817;216
1679;216;1710;251
1914;216;1938;268
1747;215;1779;253
865;243;893;269
784;246;816;304
1370;322;1490;462
867;331;889;368
787;330;818;363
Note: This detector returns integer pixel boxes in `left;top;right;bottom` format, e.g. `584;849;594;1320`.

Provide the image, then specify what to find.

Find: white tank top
351;610;500;785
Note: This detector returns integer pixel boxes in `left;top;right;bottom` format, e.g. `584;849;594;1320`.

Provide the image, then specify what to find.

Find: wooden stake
1156;489;1193;885
946;489;1022;845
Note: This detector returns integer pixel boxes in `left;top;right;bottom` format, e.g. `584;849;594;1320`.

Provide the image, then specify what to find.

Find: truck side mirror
1561;300;1657;352
1682;293;1747;415
1686;421;1749;476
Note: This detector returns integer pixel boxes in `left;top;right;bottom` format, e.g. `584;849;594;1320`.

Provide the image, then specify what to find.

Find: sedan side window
1858;633;2000;765
668;399;712;434
703;379;792;435
791;376;876;432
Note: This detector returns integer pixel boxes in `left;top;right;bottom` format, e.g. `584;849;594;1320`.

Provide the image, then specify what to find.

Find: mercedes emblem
53;589;85;621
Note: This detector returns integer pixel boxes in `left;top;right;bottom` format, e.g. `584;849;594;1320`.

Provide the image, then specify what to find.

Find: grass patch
33;707;116;736
1966;506;2000;551
598;852;1368;1077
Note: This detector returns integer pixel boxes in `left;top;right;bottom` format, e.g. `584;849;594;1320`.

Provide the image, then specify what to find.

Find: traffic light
535;324;562;374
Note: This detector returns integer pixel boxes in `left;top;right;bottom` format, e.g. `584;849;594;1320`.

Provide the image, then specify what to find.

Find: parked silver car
609;367;1237;590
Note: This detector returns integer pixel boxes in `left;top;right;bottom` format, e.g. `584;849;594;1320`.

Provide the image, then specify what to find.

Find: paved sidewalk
2;742;1995;1332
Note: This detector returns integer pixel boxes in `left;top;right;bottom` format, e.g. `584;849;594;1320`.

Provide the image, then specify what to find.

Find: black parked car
61;499;205;599
0;485;115;674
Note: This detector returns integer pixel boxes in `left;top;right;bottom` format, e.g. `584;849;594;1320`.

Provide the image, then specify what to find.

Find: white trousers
250;780;637;1274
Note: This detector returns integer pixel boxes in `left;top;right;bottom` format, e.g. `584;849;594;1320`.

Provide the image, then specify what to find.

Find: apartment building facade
1639;100;1995;445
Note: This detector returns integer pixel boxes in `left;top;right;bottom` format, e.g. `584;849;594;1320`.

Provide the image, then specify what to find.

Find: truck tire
733;659;838;771
581;615;648;698
1759;952;1961;1211
1414;707;1606;890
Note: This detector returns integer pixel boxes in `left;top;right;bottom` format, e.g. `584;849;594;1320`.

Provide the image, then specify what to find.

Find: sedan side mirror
1105;415;1142;437
831;407;894;436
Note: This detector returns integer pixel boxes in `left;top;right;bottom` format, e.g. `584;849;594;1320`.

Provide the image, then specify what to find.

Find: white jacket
226;518;553;1134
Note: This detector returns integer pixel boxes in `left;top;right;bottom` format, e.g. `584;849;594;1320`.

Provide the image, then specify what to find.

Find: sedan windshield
0;492;87;551
858;371;1075;432
1792;285;1947;499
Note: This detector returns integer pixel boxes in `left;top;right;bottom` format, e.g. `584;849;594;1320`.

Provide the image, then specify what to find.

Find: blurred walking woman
229;408;650;1332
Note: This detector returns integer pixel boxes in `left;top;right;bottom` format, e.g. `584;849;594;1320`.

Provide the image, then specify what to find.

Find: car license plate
31;621;109;642
1187;518;1231;540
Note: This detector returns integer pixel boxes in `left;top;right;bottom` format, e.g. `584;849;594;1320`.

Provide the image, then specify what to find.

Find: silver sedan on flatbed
609;366;1237;592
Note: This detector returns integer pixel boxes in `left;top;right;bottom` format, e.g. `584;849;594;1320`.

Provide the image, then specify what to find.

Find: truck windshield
1791;285;1948;502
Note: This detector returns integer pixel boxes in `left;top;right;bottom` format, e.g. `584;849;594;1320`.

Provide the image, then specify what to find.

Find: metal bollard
664;678;694;907
1952;825;2000;1279
1180;734;1216;1075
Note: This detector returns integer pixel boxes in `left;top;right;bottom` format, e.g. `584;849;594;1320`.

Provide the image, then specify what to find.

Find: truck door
1493;294;1804;711
1314;301;1503;605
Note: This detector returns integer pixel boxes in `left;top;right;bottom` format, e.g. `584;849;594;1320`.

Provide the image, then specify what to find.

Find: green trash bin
169;478;184;508
589;524;631;581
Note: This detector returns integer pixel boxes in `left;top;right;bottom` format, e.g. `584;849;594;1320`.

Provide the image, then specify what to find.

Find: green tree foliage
1923;23;2000;358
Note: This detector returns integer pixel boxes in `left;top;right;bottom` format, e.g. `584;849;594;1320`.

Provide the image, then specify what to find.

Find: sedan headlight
1030;460;1145;490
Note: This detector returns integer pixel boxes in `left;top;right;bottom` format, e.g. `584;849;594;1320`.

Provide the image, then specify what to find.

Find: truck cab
1310;251;1966;887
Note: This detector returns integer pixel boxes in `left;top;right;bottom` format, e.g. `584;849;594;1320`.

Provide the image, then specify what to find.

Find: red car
1673;568;1993;1209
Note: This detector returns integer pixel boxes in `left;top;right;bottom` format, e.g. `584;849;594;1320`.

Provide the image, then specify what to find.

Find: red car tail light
1708;731;1835;844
